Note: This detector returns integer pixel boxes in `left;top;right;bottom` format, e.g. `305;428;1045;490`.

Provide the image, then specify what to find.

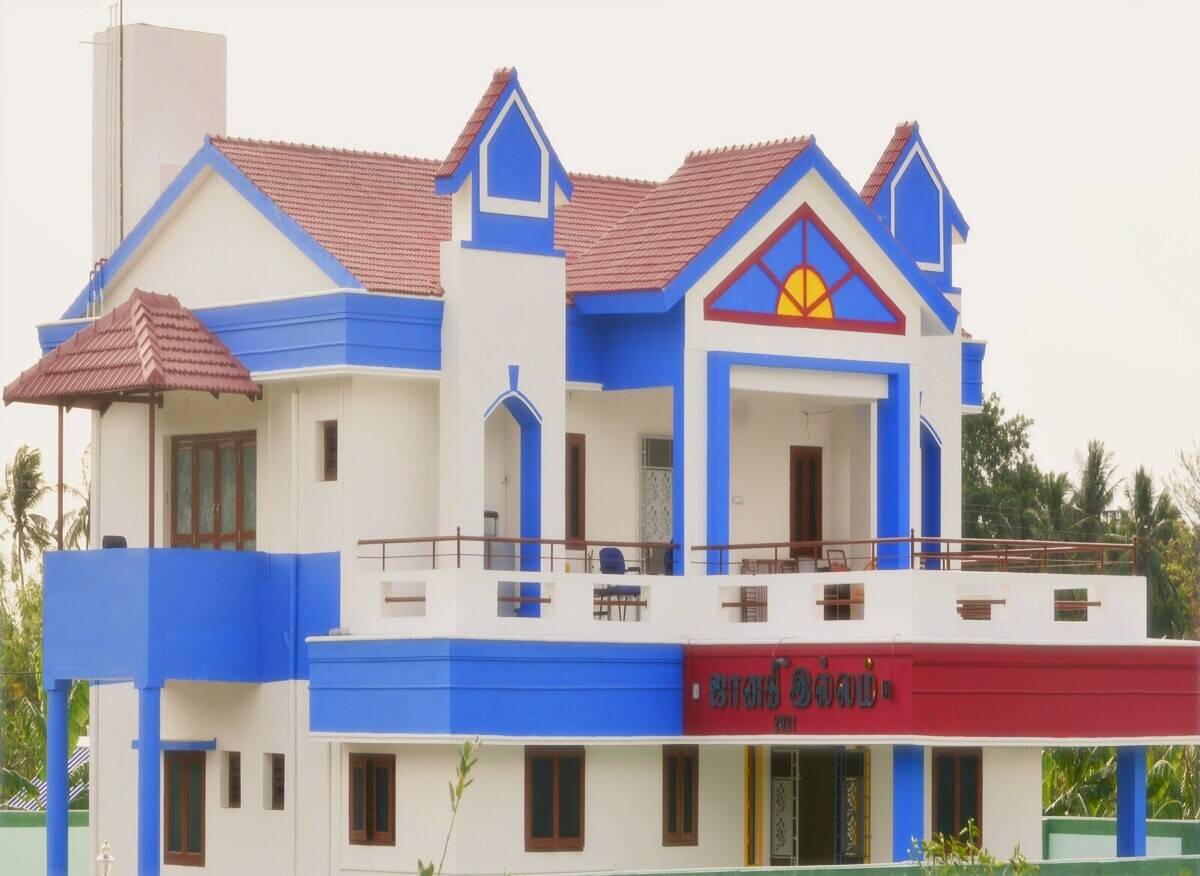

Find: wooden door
172;432;257;550
790;446;822;560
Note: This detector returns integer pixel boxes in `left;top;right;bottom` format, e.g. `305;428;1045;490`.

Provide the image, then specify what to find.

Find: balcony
341;533;1147;646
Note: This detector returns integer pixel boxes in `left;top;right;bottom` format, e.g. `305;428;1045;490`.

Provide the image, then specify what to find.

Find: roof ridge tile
210;135;441;165
685;136;811;162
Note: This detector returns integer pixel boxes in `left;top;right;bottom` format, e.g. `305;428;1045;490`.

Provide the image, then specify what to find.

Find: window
164;751;205;866
565;433;586;546
321;420;339;482
525;747;584;851
1054;587;1091;622
349;753;396;846
662;745;698;846
932;748;982;840
266;753;285;811
222;751;241;809
171;432;257;550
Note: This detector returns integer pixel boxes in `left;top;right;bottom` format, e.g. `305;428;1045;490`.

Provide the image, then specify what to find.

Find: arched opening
920;419;942;569
483;390;542;615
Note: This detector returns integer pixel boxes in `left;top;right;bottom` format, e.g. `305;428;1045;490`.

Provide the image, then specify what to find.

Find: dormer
861;122;968;306
434;68;572;256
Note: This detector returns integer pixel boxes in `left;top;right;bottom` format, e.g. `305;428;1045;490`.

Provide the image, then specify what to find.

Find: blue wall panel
43;548;339;687
962;340;986;407
308;638;684;736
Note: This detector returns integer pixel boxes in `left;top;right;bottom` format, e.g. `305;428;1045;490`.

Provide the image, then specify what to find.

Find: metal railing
690;532;1139;575
359;530;1138;576
358;528;677;573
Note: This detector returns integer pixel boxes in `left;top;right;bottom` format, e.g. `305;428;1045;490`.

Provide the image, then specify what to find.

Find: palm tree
63;448;91;550
1043;747;1116;816
1027;471;1074;541
1073;440;1119;545
1121;468;1186;636
0;446;52;584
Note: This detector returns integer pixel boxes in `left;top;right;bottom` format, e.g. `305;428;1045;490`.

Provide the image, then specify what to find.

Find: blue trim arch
920;418;942;569
485;373;543;614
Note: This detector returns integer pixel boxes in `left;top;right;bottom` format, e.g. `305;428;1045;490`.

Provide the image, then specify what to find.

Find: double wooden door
171;431;257;550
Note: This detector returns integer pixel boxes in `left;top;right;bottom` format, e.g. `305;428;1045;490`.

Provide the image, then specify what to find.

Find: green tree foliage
963;395;1041;539
0;445;53;584
0;575;89;803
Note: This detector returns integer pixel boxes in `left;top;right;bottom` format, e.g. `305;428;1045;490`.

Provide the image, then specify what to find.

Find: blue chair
595;547;641;620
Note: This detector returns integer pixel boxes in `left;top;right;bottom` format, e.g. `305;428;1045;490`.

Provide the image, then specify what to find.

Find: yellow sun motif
777;267;833;319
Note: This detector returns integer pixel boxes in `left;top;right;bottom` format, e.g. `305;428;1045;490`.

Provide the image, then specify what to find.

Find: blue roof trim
573;142;958;331
434;71;572;200
61;138;362;320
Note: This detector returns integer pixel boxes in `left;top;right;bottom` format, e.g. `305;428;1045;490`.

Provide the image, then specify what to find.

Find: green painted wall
0;811;92;875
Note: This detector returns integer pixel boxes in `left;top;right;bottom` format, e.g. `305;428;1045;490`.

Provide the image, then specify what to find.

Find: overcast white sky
1;0;1198;507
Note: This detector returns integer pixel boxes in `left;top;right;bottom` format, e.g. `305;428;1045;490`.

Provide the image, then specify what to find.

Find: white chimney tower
91;22;227;260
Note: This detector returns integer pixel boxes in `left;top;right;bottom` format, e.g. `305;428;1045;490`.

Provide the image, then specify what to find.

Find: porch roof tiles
3;290;260;409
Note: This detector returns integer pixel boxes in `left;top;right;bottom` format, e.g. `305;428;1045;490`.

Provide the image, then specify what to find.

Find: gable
703;204;904;335
100;169;337;313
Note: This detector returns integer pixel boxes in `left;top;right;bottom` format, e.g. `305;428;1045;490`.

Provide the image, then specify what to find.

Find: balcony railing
358;531;1139;576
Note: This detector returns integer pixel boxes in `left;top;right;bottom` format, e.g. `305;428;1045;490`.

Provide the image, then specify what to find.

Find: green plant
916;820;1036;875
418;737;480;876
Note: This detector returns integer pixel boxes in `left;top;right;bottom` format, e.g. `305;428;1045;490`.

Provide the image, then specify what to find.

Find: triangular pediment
703;204;905;334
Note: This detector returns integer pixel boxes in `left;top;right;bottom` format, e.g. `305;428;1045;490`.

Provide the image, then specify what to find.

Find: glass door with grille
172;431;257;550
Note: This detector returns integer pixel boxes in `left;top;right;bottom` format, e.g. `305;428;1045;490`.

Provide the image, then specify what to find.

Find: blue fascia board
566;304;684;390
61;138;362;321
435;73;572;201
37;319;93;355
195;292;443;374
131;739;216;751
308;637;683;737
42;548;340;688
571;290;672;315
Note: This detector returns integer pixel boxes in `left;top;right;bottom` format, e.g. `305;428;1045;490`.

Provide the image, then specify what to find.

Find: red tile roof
567;138;812;295
211;136;449;296
860;122;915;204
557;173;658;270
4;290;260;408
211;135;657;297
435;68;514;181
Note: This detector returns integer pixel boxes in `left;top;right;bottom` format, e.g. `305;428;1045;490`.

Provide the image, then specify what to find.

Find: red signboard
684;643;1200;740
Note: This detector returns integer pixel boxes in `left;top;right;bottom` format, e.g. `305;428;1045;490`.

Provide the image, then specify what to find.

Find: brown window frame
170;430;257;550
565;433;586;547
269;752;286;811
163;750;205;867
349;753;396;846
662;745;699;846
524;746;585;852
789;445;823;558
931;747;982;841
321;420;339;482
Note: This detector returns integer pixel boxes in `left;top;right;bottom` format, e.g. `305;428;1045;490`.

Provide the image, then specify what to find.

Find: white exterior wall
100;171;338;313
90;681;331;876
332;743;744;875
437;243;566;556
982;747;1043;859
919;330;966;540
565;387;673;548
728;389;873;552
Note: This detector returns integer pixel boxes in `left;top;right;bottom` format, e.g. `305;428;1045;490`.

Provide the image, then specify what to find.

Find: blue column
138;685;162;876
705;355;731;574
45;681;69;876
893;744;924;862
876;369;911;570
1117;746;1147;857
